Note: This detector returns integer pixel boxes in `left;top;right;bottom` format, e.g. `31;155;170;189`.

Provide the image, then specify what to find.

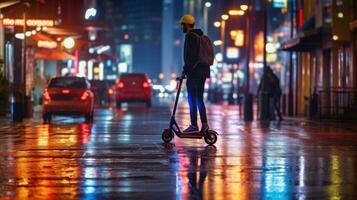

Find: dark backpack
192;33;214;67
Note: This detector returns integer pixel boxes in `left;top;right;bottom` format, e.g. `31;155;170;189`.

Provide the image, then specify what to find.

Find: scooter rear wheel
162;129;174;143
204;130;218;145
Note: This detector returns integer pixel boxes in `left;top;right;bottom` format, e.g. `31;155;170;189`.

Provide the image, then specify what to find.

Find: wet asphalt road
0;98;357;200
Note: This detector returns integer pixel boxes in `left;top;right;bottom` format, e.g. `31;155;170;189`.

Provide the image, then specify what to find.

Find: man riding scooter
179;14;213;133
161;15;216;144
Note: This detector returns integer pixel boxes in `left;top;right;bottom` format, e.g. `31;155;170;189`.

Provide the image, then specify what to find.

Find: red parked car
115;73;152;108
42;77;94;123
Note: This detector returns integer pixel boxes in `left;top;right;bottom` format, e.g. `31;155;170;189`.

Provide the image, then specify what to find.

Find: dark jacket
183;29;210;79
257;72;281;97
270;73;282;97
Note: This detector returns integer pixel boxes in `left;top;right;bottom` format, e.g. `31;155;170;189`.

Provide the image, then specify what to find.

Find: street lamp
213;21;221;28
63;37;75;49
19;2;30;120
227;6;254;120
62;37;77;75
220;14;229;61
240;5;249;11
210;15;229;104
213;40;222;46
221;14;229;21
203;2;212;35
218;14;231;103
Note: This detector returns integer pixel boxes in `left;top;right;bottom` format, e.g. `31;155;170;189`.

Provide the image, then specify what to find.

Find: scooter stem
171;77;184;117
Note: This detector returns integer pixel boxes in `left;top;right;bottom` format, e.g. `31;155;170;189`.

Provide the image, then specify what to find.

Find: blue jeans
186;77;207;126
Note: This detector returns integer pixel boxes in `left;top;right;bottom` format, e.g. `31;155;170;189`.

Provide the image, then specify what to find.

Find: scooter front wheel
162;129;174;143
204;130;218;145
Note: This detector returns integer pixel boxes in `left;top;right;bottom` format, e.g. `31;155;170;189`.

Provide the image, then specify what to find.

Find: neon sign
2;18;54;27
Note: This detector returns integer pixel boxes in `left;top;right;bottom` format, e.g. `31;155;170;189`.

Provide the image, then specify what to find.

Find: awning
34;49;75;60
31;32;56;42
0;1;20;9
43;27;78;36
279;28;324;52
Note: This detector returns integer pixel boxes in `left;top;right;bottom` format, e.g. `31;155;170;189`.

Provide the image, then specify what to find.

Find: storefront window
5;42;14;83
345;48;353;87
337;47;353;88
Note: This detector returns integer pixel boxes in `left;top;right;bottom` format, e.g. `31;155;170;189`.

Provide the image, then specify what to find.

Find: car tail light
43;90;51;101
62;89;70;94
143;82;150;88
117;82;124;88
81;91;90;100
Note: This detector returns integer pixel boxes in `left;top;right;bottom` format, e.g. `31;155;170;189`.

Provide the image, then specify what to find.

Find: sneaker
200;123;209;133
183;125;199;133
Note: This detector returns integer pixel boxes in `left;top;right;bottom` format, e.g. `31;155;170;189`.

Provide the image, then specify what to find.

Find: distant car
42;77;94;123
115;73;152;108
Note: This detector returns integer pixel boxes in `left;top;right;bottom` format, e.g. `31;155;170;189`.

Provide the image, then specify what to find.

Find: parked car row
41;73;153;123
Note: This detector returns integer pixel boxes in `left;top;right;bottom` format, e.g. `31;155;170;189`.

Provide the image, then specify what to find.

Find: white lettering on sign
2;18;54;27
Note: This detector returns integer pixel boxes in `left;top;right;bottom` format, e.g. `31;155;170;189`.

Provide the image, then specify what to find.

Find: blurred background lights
63;37;75;49
85;8;97;19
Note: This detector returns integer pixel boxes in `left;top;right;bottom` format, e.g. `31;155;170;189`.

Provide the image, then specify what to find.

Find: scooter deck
177;132;204;139
166;77;215;141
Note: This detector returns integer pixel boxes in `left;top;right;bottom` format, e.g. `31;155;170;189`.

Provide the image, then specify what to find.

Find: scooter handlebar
175;75;187;81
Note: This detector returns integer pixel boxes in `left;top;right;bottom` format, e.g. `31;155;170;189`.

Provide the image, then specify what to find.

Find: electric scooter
161;76;218;145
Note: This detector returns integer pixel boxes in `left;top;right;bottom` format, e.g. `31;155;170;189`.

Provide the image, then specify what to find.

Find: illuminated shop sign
226;47;239;59
2;18;54;27
37;40;57;49
273;0;287;8
230;30;244;47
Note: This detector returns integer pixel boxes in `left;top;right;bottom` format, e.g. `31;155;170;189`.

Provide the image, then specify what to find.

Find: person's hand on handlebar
176;74;187;81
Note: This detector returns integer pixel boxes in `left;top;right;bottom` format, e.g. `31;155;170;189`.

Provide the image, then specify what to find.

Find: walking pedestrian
267;67;283;121
257;67;283;121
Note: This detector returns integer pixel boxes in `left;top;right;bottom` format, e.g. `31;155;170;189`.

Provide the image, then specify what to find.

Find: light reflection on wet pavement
0;101;357;199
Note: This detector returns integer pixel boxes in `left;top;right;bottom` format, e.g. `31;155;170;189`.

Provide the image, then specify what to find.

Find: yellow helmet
179;14;195;25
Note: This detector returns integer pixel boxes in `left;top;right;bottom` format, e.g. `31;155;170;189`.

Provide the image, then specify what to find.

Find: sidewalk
282;116;357;132
175;99;357;131
0;105;42;127
0;115;11;126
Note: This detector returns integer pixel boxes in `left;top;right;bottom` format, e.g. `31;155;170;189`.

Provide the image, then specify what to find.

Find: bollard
259;92;270;121
11;92;23;122
0;93;7;116
308;93;318;119
244;93;253;121
24;96;33;118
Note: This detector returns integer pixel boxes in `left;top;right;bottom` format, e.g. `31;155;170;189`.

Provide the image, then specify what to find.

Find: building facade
121;0;162;80
280;0;357;119
161;0;184;83
0;0;86;118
